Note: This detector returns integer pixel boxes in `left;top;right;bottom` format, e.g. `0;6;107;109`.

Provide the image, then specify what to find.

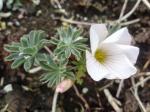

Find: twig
117;0;141;22
98;81;114;91
95;89;102;107
141;0;150;9
54;16;140;27
104;89;122;112
52;0;141;27
131;76;150;89
119;0;128;19
120;18;140;26
52;91;59;112
29;66;42;74
76;102;85;112
139;76;145;87
57;17;94;25
0;104;9;112
0;12;11;18
135;72;150;77
73;85;90;110
133;90;147;112
0;77;4;87
116;80;124;98
131;77;147;112
50;0;62;9
143;59;150;71
44;46;53;55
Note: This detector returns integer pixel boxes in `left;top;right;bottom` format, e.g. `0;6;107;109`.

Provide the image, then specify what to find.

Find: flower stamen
94;49;107;63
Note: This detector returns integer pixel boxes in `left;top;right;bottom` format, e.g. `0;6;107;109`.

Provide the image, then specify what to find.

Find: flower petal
117;45;139;64
86;50;108;81
104;74;118;79
90;24;108;54
103;27;132;45
99;43;137;79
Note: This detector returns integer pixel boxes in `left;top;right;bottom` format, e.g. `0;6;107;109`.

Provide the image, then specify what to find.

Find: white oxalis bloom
86;24;139;81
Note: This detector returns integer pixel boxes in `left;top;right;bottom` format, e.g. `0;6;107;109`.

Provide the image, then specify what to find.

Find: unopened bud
56;79;73;93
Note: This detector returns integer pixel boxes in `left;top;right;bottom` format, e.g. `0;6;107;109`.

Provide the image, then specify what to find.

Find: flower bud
56;79;73;93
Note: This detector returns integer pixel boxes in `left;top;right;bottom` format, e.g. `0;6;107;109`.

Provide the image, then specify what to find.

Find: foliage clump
4;26;87;87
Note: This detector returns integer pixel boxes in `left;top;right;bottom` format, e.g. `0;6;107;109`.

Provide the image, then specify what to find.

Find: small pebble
36;10;42;16
3;84;13;93
7;21;13;26
84;17;88;21
0;21;6;30
82;87;88;94
0;77;4;86
32;0;40;5
14;20;21;26
18;13;24;19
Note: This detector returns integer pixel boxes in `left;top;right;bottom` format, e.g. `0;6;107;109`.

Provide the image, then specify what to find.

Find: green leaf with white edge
24;58;33;71
4;44;20;52
50;37;60;45
11;57;25;69
35;53;47;62
64;48;71;58
54;26;87;60
6;0;14;9
5;53;19;61
4;30;50;72
39;55;74;87
38;55;58;71
39;61;51;71
22;47;38;55
40;72;61;87
37;39;52;49
0;0;3;11
21;35;29;47
29;30;47;46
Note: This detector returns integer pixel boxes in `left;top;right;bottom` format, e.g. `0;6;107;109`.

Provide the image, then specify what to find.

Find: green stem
51;91;59;112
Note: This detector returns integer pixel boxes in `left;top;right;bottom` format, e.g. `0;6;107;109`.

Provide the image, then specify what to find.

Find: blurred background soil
0;0;150;112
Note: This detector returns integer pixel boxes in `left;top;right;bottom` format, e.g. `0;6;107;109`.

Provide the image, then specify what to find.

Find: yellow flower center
94;49;107;63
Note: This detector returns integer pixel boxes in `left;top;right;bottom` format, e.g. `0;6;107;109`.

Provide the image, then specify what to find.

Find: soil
0;0;150;112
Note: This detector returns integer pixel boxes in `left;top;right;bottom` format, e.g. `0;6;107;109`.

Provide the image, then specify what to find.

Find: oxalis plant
4;24;139;112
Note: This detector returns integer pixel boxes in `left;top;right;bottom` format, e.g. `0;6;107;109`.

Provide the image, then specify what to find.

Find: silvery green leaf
6;0;14;9
0;0;3;11
3;84;13;93
29;30;46;46
32;0;40;5
22;47;38;55
35;53;47;62
12;0;22;11
11;57;25;69
21;35;29;47
39;55;75;87
54;26;87;60
5;53;18;61
24;58;33;71
4;44;20;52
4;30;49;70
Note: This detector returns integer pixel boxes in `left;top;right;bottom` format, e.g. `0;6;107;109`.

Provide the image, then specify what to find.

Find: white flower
86;24;139;81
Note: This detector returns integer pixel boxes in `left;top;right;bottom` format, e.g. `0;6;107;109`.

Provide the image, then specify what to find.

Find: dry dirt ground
0;0;150;112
